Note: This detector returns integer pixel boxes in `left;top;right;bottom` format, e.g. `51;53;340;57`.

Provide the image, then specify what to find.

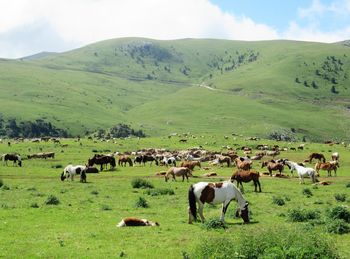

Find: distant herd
0;137;342;226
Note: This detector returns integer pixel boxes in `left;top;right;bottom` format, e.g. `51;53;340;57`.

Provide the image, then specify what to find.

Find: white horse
185;154;202;162
284;161;316;184
61;165;86;181
188;181;249;224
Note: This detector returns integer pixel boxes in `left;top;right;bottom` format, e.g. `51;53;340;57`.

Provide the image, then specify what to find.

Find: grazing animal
234;157;252;170
180;161;201;171
284;161;316;184
261;161;284;176
134;155;159;166
118;155;133;167
164;167;192;182
27;152;55;159
308;153;326;163
2;154;22;167
162;156;176;167
188;181;250;224
230;170;261;192
88;154;116;171
218;156;231;167
117;217;159;227
315;161;339;177
60;165;86;181
331;152;339;161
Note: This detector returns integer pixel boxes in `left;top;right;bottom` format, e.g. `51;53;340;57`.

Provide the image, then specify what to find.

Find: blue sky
0;0;350;58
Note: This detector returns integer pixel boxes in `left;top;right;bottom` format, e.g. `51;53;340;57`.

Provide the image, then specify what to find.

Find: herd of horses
0;142;342;226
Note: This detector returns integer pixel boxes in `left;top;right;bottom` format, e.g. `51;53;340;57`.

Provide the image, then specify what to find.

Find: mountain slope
0;38;350;141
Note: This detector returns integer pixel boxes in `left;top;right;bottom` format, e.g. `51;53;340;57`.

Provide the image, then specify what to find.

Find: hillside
0;38;350;141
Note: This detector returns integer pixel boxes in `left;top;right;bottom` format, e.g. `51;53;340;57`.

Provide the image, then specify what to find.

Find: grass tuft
135;197;149;208
334;193;347;202
144;188;175;196
131;178;154;189
302;188;313;197
272;196;285;206
45;195;60;205
202;218;227;230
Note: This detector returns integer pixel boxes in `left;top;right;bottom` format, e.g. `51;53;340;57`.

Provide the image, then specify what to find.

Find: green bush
91;190;99;195
327;206;350;223
101;204;112;211
135;197;149;208
192;227;339;258
287;208;320;222
30;202;39;208
144;188;174;196
302;188;313;197
334;193;347;202
346;182;350;188
272;196;285;206
45;195;60;205
202;218;227;230
131;178;154;189
325;219;350;234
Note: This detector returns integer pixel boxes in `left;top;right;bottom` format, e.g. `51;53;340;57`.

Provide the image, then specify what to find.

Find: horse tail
188;185;197;221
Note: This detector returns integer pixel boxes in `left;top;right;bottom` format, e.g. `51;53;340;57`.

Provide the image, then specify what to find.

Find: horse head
60;172;66;181
87;158;94;166
236;203;250;223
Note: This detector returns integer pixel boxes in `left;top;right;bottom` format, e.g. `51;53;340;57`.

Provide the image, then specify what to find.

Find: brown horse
164;167;192;182
2;153;22;167
308;153;326;163
234;157;252;170
218;156;231;167
180;161;201;171
315;161;339;177
261;160;284;176
230;170;261;192
88;154;116;171
118;155;133;167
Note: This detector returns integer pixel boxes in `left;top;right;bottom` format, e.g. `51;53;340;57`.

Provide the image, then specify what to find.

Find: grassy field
0;136;349;258
1;38;350;140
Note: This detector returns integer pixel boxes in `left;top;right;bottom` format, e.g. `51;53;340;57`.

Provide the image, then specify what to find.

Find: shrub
101;204;112;211
135;197;149;208
202;218;227;230
91;190;99;195
27;187;37;191
325;219;350;234
131;178;154;189
327;206;350;222
345;182;350;188
1;185;10;190
192;227;339;259
287;208;320;222
30;202;39;208
334;193;347;202
302;188;313;197
45;195;60;205
144;188;175;196
272;196;285;206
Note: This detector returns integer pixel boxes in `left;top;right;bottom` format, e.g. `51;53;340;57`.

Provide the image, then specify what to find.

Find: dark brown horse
230;170;261;192
2;153;22;167
134;155;159;166
118;155;133;167
88;154;116;171
308;153;326;163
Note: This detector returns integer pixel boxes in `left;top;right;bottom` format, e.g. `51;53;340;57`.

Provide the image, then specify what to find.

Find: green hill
0;37;349;141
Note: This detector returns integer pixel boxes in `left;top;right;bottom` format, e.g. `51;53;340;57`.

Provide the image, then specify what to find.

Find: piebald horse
2;153;22;167
61;165;87;182
188;181;250;224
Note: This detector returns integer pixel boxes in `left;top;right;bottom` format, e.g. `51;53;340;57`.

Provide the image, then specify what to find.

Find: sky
1;0;350;58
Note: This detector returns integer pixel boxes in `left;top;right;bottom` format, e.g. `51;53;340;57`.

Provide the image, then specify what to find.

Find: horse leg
253;180;257;192
220;200;231;222
257;180;262;192
269;168;272;177
198;203;205;223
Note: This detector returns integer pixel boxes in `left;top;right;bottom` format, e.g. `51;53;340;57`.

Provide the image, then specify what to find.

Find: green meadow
0;136;349;258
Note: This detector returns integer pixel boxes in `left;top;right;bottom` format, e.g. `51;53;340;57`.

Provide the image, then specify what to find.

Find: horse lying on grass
117;217;159;227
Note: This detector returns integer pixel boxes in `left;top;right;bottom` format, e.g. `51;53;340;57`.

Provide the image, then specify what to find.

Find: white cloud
0;0;279;58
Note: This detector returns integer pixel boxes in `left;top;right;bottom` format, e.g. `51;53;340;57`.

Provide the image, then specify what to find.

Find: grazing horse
60;165;87;181
218;156;231;167
230;170;261;192
188;181;250;224
88;154;116;171
117;217;159;227
284;161;316;184
180;161;201;171
331;152;339;161
118;155;133;167
261;160;284;176
162;156;176;167
315;161;339;177
134;155;159;166
2;154;22;167
165;167;192;182
308;153;326;163
234;157;252;170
